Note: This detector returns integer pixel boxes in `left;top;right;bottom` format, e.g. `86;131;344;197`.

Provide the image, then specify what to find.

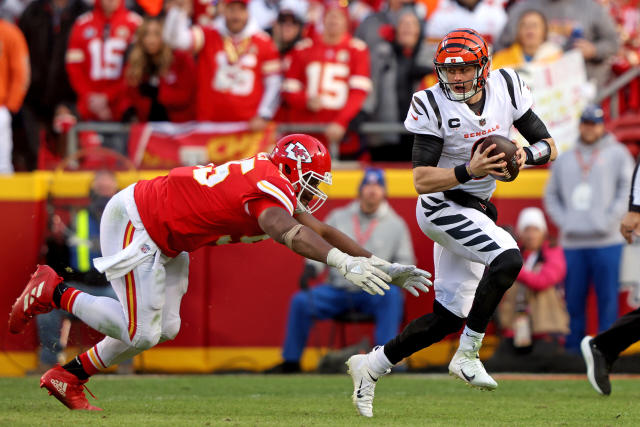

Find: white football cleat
448;350;497;390
346;354;389;417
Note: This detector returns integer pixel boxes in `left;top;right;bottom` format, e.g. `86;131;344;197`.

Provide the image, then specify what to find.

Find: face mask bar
293;156;332;214
436;64;482;102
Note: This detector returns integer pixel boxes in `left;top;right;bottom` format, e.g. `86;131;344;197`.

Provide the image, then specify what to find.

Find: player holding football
347;28;558;417
9;134;432;411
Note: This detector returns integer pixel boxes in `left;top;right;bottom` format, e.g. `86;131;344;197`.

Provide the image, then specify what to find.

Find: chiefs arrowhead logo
285;142;312;163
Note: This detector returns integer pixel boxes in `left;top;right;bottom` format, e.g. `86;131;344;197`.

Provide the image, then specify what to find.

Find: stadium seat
328;309;375;349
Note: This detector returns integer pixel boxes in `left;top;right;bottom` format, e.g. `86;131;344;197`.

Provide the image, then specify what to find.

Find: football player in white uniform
347;28;558;417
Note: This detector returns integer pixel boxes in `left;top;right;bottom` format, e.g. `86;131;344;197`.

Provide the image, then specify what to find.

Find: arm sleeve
412;133;444;168
513;109;552;144
163;7;203;52
257;41;282;119
332;42;372;128
5;25;30;112
517;245;566;291
630;160;640;212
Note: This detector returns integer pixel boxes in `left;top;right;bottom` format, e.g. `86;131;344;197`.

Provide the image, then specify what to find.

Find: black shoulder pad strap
498;69;517;110
424;90;441;129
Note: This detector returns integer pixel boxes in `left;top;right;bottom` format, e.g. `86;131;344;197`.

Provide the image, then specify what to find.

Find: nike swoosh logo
367;372;378;382
461;369;475;382
356;379;364;398
411;113;418;121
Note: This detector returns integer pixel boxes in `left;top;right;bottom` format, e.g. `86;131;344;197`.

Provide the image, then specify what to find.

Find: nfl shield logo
479;118;486;126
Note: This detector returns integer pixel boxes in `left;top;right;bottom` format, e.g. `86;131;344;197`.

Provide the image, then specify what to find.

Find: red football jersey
65;0;141;120
280;35;372;128
133;153;298;258
192;24;280;121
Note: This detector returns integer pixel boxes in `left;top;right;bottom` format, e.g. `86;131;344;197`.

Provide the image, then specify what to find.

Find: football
477;135;520;182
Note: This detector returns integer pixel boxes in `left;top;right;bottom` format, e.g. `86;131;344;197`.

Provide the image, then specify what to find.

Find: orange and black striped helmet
433;28;491;102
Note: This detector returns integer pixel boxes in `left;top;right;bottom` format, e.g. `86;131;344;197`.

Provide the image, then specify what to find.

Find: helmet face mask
270;134;332;214
436;63;484;102
434;28;491;102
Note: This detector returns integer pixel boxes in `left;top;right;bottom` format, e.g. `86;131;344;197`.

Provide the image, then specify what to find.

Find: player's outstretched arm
258;207;391;295
295;211;372;257
295;211;432;296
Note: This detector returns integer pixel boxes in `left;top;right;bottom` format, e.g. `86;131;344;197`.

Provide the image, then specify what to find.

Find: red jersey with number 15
133;153;298;258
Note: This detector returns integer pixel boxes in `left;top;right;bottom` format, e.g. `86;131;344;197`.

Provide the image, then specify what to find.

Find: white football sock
72;292;130;343
94;336;143;368
366;345;394;376
458;326;485;353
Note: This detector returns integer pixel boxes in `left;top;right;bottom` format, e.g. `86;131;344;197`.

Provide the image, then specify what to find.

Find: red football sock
59;287;82;313
78;349;103;376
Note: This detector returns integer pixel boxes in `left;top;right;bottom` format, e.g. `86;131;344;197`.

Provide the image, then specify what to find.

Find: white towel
93;228;159;281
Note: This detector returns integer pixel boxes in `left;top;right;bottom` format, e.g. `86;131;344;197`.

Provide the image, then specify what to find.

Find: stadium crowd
0;0;637;171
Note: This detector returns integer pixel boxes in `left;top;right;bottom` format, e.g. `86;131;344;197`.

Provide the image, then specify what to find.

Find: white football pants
415;192;518;318
69;184;189;370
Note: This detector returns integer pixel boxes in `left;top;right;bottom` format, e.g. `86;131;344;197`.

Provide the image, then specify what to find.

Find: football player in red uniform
280;3;372;154
9;134;432;411
65;0;141;121
163;0;281;131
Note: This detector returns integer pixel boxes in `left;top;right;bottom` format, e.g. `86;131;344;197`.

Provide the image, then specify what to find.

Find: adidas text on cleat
9;265;63;334
448;350;497;390
581;336;611;396
346;354;389;417
40;365;102;411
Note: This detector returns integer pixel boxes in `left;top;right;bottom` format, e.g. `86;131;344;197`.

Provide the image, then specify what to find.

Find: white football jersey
405;67;532;200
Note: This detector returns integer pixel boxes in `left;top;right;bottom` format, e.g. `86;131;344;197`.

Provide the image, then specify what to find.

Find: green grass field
1;374;639;426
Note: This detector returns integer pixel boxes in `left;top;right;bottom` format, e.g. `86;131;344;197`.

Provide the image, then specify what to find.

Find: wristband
454;163;472;184
524;140;551;165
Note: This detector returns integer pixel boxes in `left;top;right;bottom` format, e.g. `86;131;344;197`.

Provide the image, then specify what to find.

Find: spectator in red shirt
65;0;141;122
123;16;196;122
281;3;372;157
163;0;281;131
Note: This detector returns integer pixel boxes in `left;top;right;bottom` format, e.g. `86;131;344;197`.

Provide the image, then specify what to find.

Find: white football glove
369;255;433;297
327;248;392;295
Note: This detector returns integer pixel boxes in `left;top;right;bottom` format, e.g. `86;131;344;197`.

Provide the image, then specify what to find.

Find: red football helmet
434;28;491;102
269;134;332;214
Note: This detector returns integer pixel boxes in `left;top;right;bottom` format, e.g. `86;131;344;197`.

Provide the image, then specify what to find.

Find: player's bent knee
131;330;162;350
160;319;181;342
488;249;523;290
